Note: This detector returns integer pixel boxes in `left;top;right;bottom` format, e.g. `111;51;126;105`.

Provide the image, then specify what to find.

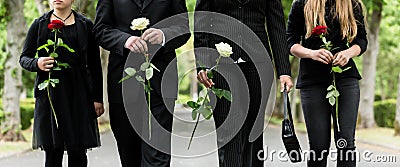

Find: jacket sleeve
194;0;213;71
266;0;291;76
92;0;131;56
20;19;41;72
87;20;104;103
159;0;190;52
350;2;368;55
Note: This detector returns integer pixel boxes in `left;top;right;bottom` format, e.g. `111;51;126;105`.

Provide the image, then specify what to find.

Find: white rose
130;18;150;31
215;42;233;57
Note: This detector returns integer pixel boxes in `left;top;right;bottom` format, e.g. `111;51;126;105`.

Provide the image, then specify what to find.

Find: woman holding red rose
287;0;367;166
19;0;103;166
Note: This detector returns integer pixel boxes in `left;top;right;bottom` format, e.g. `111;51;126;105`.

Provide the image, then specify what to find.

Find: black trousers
213;63;264;167
109;91;174;167
300;78;360;167
44;147;87;167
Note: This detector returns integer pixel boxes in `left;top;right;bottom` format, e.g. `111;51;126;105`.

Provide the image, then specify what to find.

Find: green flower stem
188;89;210;149
332;72;340;132
47;72;58;127
144;33;152;140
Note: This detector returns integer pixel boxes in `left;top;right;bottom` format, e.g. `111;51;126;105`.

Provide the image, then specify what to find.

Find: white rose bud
215;42;233;57
130;18;150;31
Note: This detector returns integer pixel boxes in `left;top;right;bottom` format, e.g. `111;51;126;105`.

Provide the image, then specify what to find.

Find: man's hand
94;102;104;117
124;36;148;54
142;28;164;45
37;57;55;72
279;75;293;92
197;70;214;88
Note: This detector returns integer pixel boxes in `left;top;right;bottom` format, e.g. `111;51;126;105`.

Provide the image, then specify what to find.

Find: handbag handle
283;86;289;120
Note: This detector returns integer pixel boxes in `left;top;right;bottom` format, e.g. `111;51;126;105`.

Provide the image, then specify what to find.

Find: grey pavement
1;108;399;167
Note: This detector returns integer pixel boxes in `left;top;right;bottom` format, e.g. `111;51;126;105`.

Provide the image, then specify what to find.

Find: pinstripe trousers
212;62;264;167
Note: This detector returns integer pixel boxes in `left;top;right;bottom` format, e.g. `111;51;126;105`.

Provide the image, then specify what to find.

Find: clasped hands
124;28;164;54
310;48;352;67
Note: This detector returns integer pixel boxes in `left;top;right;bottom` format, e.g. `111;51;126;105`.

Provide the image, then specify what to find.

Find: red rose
312;26;328;36
48;20;64;30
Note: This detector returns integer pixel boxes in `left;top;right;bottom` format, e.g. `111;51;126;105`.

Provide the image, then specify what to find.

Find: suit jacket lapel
131;0;143;9
142;0;153;10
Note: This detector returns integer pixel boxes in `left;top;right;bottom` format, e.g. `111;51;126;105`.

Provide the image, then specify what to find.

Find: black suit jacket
194;0;291;76
93;0;190;103
20;10;103;103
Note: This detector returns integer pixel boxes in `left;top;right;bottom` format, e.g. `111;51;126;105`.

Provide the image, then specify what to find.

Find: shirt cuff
279;75;292;79
160;30;166;46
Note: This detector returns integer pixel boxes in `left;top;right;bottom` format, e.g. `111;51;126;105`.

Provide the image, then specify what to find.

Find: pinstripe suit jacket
194;0;291;76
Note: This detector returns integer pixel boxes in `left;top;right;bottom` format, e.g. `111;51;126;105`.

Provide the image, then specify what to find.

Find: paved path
1;109;399;167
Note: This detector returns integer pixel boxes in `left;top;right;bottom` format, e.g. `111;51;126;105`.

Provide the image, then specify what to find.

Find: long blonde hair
304;0;365;43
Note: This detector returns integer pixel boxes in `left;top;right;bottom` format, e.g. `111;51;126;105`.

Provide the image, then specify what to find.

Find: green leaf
197;97;204;103
47;39;54;45
144;84;152;93
49;52;58;58
57;62;70;69
35;52;39;58
59;44;75;53
38;81;49;90
150;63;160;72
135;75;145;83
332;66;343;73
50;79;59;84
326;91;334;98
145;67;154;80
211;88;223;99
140;62;150;71
329;97;336;106
342;67;352;72
333;90;340;97
187;101;200;109
57;38;63;45
124;68;137;76
37;44;51;51
119;75;132;83
196;105;213;120
206;69;214;79
327;85;334;91
222;90;232;101
53;67;62;71
192;110;198;120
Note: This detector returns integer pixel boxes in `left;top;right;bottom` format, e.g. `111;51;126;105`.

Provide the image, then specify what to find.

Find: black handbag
281;88;302;163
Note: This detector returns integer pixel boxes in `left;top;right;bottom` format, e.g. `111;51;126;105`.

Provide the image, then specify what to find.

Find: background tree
0;0;26;141
395;74;400;136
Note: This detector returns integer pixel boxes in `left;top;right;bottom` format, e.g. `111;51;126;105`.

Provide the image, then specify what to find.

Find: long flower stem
147;80;151;140
333;73;340;132
188;89;210;149
47;72;58;127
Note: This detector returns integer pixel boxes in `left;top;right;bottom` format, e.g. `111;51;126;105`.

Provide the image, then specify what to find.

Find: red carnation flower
312;26;328;36
48;20;64;30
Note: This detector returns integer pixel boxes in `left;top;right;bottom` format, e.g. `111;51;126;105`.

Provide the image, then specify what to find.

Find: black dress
21;12;102;150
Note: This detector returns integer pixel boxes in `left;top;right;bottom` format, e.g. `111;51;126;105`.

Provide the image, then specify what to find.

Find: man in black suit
93;0;189;166
195;0;293;166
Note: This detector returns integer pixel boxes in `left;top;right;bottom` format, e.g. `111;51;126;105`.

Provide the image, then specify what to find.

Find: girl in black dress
287;0;367;166
19;0;104;166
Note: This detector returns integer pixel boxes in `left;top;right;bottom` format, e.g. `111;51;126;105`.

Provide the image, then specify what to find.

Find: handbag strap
283;87;295;124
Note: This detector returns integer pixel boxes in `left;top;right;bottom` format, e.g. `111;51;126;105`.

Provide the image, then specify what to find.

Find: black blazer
93;0;190;103
194;0;291;76
19;10;103;103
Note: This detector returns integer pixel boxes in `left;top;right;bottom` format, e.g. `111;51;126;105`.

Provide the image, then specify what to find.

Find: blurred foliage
374;99;396;128
0;98;35;130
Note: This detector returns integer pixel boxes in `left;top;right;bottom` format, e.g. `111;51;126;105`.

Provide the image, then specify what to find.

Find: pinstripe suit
194;0;291;166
